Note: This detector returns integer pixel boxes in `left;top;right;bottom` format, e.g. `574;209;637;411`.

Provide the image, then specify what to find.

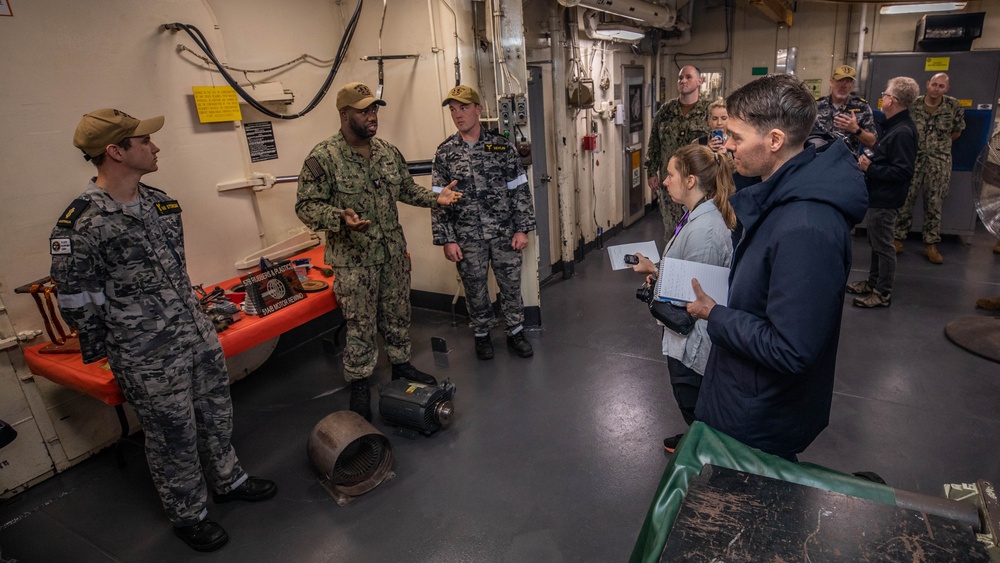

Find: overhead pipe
660;0;694;46
556;0;676;29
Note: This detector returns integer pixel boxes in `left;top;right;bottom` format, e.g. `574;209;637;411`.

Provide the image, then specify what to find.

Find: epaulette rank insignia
155;200;182;215
484;143;508;152
56;198;90;228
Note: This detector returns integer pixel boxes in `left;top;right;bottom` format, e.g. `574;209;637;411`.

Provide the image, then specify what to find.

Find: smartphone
710;129;724;143
862;148;874;159
624;254;639;265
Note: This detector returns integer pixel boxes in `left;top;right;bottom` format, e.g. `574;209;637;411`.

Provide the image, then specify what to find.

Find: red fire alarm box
582;134;598;151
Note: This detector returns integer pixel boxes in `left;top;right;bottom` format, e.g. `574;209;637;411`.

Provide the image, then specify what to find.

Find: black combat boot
506;331;533;358
474;335;494;360
213;477;277;503
349;378;372;421
174;518;229;552
391;362;438;385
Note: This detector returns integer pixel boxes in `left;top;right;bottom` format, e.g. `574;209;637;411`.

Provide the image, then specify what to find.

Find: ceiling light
593;24;646;41
879;2;966;15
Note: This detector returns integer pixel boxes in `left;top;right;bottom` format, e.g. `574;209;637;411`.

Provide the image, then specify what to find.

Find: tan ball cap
73;108;164;159
442;85;481;106
336;82;386;110
832;65;857;81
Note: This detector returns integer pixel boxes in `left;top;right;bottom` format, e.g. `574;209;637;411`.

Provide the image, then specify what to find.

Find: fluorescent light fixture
879;2;966;15
593;24;646;41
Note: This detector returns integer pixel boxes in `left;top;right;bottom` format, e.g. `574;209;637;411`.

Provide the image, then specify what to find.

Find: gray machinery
864;49;1000;242
307;411;395;506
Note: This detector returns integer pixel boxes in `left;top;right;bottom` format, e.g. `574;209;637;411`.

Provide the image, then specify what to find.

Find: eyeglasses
881;92;897;100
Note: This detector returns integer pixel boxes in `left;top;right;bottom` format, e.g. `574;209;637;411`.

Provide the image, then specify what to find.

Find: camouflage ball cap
73;108;164;159
336;82;386;110
832;65;857;81
442;85;481;106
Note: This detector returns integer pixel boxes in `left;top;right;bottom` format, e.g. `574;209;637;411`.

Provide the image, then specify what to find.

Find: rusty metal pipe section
307;410;395;506
894;488;982;531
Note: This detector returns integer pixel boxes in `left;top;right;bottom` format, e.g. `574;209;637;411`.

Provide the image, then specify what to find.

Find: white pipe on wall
551;8;577;275
856;3;867;77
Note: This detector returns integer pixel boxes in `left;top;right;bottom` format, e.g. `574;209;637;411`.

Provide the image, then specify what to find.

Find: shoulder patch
484;143;509;152
50;237;73;255
305;157;325;180
56;198;91;228
154;200;182;215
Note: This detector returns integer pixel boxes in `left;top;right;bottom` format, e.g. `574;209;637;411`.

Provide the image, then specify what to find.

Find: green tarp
629;422;898;562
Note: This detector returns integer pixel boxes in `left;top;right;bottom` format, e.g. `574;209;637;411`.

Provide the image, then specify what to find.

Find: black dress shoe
213;477;277;503
391;362;438;385
174;518;229;552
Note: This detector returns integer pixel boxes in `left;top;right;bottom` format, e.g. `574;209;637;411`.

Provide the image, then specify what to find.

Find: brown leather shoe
893;239;904;254
976;296;1000;311
923;244;943;264
993;241;1000;254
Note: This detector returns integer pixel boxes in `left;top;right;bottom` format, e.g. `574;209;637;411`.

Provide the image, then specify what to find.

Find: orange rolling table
21;245;338;458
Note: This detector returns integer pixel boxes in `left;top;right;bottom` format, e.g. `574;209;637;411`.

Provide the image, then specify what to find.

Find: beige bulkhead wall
0;0;507;342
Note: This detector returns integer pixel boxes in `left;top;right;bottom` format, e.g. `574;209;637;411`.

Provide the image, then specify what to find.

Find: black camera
624;253;639;265
636;283;655;303
635;282;696;335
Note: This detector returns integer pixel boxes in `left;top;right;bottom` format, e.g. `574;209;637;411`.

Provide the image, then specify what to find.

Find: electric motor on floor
306;410;395;506
378;378;456;436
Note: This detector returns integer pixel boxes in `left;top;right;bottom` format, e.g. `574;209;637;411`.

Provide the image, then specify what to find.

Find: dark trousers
866;207;898;296
666;357;702;426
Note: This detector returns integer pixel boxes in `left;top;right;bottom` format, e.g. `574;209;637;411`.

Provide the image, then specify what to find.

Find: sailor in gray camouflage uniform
50;109;275;553
813;65;877;156
296;83;462;420
431;85;536;360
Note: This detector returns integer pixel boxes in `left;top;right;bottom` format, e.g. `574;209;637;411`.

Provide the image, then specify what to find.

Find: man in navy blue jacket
687;74;869;461
848;77;919;308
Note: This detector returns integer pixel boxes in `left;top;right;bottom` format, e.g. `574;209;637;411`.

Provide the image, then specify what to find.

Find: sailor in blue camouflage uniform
296;83;463;420
813;65;877;155
49;109;275;553
432;85;536;360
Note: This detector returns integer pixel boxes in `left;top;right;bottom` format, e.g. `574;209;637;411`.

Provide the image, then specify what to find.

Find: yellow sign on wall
803;79;822;100
924;57;950;72
192;86;243;123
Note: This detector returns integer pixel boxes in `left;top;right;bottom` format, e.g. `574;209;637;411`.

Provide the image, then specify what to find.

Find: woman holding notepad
632;144;736;453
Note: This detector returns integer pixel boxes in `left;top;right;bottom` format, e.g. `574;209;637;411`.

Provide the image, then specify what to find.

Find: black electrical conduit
161;0;363;119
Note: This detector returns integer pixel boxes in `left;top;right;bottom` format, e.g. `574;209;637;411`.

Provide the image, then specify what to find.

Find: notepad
654;257;730;306
607;241;660;271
